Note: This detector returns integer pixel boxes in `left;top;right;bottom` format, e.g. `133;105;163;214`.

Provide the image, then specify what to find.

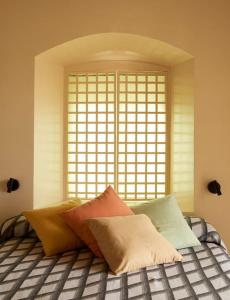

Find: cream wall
34;58;64;208
1;0;230;246
171;60;194;212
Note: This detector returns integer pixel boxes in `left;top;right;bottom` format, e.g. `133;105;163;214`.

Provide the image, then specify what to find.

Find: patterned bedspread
0;216;230;300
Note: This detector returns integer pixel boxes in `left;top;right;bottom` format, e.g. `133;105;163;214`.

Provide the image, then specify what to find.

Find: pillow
132;195;200;249
61;186;134;257
87;214;182;274
23;199;83;256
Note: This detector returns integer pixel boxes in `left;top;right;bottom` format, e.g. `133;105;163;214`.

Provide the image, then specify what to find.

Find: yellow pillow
23;200;83;256
87;214;182;274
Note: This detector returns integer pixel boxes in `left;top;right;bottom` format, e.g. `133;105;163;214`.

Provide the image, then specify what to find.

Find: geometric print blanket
0;216;230;299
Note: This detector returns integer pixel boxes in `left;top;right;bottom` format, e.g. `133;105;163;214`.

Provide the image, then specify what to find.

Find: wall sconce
7;178;20;193
207;180;222;196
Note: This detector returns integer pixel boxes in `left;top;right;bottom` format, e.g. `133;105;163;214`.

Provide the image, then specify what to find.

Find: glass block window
67;72;168;200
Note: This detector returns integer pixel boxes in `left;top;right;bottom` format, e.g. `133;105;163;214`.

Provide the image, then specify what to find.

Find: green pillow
131;195;200;249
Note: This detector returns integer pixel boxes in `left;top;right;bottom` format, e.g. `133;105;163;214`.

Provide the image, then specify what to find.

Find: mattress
0;216;230;300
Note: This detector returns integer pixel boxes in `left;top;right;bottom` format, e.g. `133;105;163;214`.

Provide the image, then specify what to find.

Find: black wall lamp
7;178;20;193
207;180;222;196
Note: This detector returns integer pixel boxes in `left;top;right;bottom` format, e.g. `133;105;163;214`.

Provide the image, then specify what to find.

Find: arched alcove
34;33;194;211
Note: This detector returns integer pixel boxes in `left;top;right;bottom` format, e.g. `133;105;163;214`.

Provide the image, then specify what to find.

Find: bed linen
0;216;230;300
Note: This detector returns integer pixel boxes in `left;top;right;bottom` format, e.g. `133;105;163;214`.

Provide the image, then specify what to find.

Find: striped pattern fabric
0;217;230;299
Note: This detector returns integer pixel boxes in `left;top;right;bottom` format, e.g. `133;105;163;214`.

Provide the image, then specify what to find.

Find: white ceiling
38;33;193;67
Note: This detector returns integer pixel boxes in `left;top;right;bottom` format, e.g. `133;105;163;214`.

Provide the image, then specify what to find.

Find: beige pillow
87;214;183;274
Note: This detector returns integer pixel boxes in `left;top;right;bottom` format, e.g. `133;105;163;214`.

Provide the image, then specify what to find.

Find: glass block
137;164;146;172
158;124;166;132
77;174;86;182
68;184;76;193
98;74;106;81
77;144;86;152
88;84;96;92
148;84;156;92
157;114;166;122
137;144;145;152
68;124;76;132
158;104;166;113
98;93;106;102
127;155;135;163
127;93;136;101
147;154;156;162
78;84;86;92
98;114;106;122
158;94;165;102
68;104;76;113
137;185;145;193
119;83;126;92
68;94;76;102
68;134;76;143
78;75;86;82
137;154;145;162
77;164;86;172
118;164;125;172
137;134;145;142
127;164;135;172
68;84;76;92
147;185;155;193
127;114;135;122
157;134;166;143
68;164;76;172
157;75;165;82
137;174;145;182
127;185;135;192
148;104;156;113
127;144;135;152
128;75;136;82
78;104;86;112
68;143;76;152
108;84;114;92
146;124;156;133
68;114;76;122
88;75;97;82
147;144;156;152
137;103;146;112
137;124;146;132
137;75;145;81
108;104;114;112
157;154;165;163
128;84;136;92
78;114;86;122
98;174;106;182
148;75;156;82
137;83;145;92
78;184;85;192
98;123;106;132
157;174;165;183
157;184;165;193
88;154;96;162
108;93;114;102
147;134;156;143
119;144;126;153
88;164;96;172
127;134;135;142
78;154;86;162
88;134;96;142
88;174;96;182
147;174;155;182
157;84;165;92
127;123;135;132
78;124;86;132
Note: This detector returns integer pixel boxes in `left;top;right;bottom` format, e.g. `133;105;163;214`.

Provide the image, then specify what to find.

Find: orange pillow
61;186;133;257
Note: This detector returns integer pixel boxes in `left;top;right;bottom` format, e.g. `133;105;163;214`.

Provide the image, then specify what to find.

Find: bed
0;216;230;300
